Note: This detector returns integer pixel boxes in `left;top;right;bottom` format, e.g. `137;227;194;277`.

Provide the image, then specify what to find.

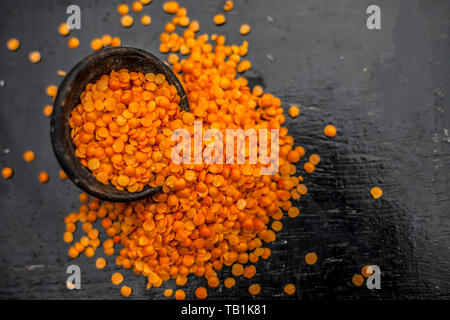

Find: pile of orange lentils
0;0;373;299
62;1;319;299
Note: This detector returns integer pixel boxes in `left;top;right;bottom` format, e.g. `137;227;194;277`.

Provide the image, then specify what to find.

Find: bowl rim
50;46;189;202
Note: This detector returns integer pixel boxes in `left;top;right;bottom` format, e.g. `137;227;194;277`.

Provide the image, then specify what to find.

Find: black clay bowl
51;47;189;202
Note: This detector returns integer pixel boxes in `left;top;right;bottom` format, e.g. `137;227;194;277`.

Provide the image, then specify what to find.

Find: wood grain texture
0;0;449;299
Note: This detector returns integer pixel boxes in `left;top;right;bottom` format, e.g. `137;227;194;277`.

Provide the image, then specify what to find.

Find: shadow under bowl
51;47;189;202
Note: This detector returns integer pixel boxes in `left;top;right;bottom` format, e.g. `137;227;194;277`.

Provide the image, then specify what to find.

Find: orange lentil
79;193;90;203
23;150;35;162
305;252;318;265
237;60;251;73
163;1;179;14
231;263;244;276
352;274;364;287
101;34;112;47
39;171;50;184
271;220;283;232
284;283;296;295
2;167;13;179
324;124;337;137
111;37;121;47
46;85;58;98
66;222;76;233
239;24;250;35
304;162;315;173
248;283;261;295
141;15;152;26
132;1;143;12
223;1;234;12
163;289;173;297
58;23;70;36
68;37;79;49
111;272;124;285
6;38;20;51
68;246;79;258
195;287;207;299
63;232;73;243
361;265;374;278
88;228;99;239
213;14;226;26
287;207;300;218
224;277;236;288
96;257;107;269
207;276;220;288
174;289;186;300
288;106;300;118
121;286;132;297
287;150;301;163
121;15;134;28
59;170;68;180
29;51;41;64
117;4;130;15
309;154;320;166
85;246;95;258
243;265;256;279
90;38;103;51
370;187;383;199
43;105;53;116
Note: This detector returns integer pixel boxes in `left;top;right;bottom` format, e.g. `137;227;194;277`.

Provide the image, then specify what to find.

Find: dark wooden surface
0;0;449;299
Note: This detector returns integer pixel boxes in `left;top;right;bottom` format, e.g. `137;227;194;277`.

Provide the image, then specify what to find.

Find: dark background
0;0;449;299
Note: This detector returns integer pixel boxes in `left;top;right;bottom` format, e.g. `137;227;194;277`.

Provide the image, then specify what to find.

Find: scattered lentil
132;1;143;12
324;124;337;138
96;257;107;269
59;170;68;180
121;15;134;28
23;150;35;162
91;38;103;51
68;37;80;49
239;24;250;35
117;4;130;15
111;272;124;285
370;187;383;199
141;15;152;26
163;288;173;297
39;171;50;183
121;285;132;297
224;277;236;288
284;283;296;295
352;274;364;287
248;283;261;295
223;1;234;11
6;38;20;51
58;23;70;36
195;286;207;299
102;34;112;47
305;252;317;265
361;265;374;278
174;289;186;300
288;106;300;118
213;14;226;25
29;51;42;64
